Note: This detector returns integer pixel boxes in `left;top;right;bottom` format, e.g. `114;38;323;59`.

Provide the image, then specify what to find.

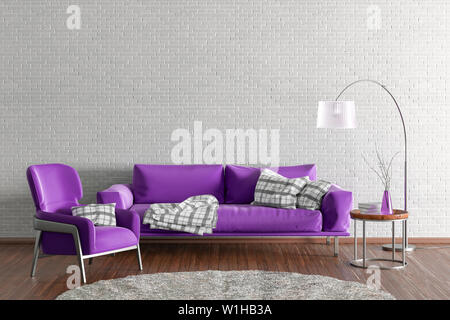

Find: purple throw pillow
133;164;225;204
225;164;317;204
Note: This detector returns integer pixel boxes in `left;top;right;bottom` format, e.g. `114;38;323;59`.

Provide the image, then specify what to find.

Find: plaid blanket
143;195;219;235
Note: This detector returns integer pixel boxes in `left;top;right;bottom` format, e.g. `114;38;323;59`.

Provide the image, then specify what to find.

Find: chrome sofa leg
31;230;42;277
136;243;143;271
326;236;331;245
334;236;339;257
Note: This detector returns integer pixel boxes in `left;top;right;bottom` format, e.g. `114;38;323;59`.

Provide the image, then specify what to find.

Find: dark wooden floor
0;241;449;299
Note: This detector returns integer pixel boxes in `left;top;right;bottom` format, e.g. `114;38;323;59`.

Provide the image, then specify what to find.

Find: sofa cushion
132;164;225;204
132;203;322;233
41;226;137;255
225;164;317;204
93;226;138;254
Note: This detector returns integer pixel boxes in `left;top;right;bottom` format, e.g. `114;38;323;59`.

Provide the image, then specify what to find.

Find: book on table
358;202;382;214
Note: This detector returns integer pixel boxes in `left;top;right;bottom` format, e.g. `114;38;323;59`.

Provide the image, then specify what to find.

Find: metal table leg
392;221;395;261
362;221;366;268
382;219;416;252
402;220;406;266
354;221;357;260
350;218;408;270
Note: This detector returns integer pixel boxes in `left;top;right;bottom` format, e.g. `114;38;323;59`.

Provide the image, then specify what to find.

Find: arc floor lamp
317;79;415;252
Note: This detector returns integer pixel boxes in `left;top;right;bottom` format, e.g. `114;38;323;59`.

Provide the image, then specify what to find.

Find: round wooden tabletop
350;209;408;221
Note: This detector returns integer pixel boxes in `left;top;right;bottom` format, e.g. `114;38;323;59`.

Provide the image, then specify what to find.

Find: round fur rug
56;270;394;300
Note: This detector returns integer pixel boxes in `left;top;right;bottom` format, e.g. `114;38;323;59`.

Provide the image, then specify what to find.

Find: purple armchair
27;164;142;283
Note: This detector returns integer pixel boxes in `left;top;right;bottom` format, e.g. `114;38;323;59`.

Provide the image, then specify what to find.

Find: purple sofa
98;164;352;256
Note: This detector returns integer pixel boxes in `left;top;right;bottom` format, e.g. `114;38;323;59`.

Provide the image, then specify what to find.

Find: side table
350;209;408;270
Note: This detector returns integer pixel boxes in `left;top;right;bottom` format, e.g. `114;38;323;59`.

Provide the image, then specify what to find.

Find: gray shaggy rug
56;270;394;300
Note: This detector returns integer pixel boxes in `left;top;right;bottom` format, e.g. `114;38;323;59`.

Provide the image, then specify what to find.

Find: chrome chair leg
326;236;331;245
136;243;143;271
31;230;42;277
77;254;86;284
32;218;144;283
72;231;86;283
334;236;339;257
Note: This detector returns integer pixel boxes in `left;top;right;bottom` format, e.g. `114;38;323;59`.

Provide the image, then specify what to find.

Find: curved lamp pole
318;79;415;252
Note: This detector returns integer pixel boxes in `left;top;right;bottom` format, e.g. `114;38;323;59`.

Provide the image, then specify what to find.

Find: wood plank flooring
0;241;448;300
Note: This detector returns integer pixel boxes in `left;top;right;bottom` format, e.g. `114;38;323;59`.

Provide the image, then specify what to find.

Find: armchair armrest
97;184;134;209
321;185;353;232
115;208;140;240
35;210;96;254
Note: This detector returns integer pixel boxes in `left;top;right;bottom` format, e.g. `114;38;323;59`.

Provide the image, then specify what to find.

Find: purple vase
381;190;393;214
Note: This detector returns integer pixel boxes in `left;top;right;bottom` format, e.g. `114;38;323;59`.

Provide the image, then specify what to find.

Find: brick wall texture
1;1;449;237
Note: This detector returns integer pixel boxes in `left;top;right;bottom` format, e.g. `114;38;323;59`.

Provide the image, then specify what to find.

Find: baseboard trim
1;237;449;245
139;237;450;244
0;238;36;244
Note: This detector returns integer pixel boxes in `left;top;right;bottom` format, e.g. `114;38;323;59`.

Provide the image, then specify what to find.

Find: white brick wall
1;0;449;237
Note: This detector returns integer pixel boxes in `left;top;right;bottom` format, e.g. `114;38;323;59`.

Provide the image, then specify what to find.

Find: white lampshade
316;101;357;129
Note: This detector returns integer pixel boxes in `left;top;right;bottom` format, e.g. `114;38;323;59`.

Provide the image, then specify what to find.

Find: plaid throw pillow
296;180;332;210
251;169;309;209
71;203;116;226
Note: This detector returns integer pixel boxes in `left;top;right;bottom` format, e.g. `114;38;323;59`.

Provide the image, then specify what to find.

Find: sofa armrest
36;210;96;254
97;184;134;210
115;208;140;240
321;185;353;232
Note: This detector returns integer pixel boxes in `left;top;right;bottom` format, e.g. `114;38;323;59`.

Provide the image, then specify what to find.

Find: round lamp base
382;244;416;252
350;258;407;270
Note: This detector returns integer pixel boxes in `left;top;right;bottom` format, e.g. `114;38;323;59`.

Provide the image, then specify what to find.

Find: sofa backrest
132;164;225;204
224;164;316;204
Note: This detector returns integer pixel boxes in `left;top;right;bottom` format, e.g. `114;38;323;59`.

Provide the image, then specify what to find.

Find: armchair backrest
27;163;83;212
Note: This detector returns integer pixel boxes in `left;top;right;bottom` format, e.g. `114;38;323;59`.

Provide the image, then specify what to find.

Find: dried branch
362;147;399;191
